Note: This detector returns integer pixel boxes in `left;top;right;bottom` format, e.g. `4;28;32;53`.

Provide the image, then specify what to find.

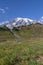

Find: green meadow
0;39;43;65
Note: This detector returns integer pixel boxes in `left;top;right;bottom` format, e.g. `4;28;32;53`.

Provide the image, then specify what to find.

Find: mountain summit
0;17;42;30
5;18;39;30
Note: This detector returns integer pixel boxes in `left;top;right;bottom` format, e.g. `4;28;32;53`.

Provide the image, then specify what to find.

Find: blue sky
0;0;43;22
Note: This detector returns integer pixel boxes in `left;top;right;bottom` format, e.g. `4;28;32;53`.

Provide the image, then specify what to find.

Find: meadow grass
0;39;43;65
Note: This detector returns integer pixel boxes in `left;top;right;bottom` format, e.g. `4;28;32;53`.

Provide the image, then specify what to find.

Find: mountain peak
0;17;43;30
5;17;38;30
15;17;33;22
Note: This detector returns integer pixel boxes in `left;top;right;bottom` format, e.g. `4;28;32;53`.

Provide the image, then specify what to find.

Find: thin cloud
40;16;43;21
0;7;9;14
41;16;43;19
0;8;5;13
0;21;9;25
39;16;43;24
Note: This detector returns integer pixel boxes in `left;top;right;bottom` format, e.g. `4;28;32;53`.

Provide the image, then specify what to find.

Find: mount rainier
0;17;43;30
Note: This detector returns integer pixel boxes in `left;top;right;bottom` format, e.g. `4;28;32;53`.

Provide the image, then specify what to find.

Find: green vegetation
0;24;43;42
0;40;43;65
0;24;43;65
16;24;43;38
0;26;15;42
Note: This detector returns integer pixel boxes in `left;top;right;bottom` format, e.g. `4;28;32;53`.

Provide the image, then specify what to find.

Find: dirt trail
10;30;21;42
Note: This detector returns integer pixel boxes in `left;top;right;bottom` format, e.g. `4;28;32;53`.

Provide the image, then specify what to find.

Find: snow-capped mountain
5;17;38;29
0;17;42;30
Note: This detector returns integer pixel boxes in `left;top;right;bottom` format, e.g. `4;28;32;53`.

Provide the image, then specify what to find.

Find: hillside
0;24;43;42
0;26;15;42
13;24;43;37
